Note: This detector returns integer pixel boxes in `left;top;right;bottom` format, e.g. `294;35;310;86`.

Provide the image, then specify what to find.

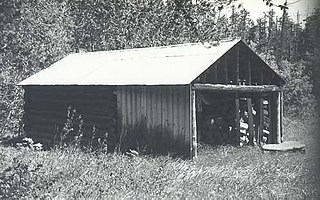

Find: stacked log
240;121;249;146
261;100;270;144
239;106;257;146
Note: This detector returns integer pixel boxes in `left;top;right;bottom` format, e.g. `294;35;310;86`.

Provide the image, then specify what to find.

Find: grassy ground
0;117;319;199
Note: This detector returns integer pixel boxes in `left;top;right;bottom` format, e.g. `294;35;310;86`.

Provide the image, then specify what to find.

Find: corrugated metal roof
19;39;241;86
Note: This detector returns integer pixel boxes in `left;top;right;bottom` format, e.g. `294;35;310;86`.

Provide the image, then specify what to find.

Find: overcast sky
227;0;320;24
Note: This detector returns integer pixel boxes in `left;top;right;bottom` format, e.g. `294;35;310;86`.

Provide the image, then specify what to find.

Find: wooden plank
235;94;240;146
116;86;122;134
157;87;163;136
27;130;56;139
125;86;131;126
172;87;179;143
27;91;117;99
247;98;254;145
161;87;167;129
129;86;135;125
236;46;240;85
247;60;252;85
25;101;115;112
146;87;152;129
167;87;173;140
25;85;116;92
120;86;127;127
183;87;189;150
190;88;197;158
213;64;218;83
262;141;305;151
142;86;147;121
178;88;184;149
154;86;160;128
131;86;137;125
192;84;281;92
141;86;147;133
224;55;228;84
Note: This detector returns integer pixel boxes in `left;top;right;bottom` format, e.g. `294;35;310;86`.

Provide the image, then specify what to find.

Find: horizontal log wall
117;85;191;156
23;86;117;146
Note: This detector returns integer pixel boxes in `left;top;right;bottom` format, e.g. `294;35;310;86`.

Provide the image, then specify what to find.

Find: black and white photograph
0;0;319;199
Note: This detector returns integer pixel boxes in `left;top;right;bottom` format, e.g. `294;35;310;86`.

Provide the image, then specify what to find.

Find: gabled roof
18;39;283;86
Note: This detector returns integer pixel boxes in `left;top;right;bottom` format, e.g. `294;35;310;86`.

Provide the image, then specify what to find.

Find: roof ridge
73;38;241;56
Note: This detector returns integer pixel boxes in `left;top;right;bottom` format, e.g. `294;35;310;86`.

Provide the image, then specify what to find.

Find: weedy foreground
0;117;319;199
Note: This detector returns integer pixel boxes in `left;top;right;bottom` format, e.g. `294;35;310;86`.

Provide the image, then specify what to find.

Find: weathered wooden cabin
19;39;285;158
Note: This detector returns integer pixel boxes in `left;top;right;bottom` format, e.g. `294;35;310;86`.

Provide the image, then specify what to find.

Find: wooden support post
190;88;197;158
253;99;259;144
246;59;254;145
235;94;240;146
280;91;283;142
258;70;264;145
275;91;281;144
247;98;254;145
267;94;273;144
258;98;264;145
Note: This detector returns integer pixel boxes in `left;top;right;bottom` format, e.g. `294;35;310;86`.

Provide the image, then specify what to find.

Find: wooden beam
192;84;281;93
247;98;254;145
190;88;197;158
235;94;240;146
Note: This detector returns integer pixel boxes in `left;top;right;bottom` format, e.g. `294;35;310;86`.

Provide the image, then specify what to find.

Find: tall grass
0;117;319;199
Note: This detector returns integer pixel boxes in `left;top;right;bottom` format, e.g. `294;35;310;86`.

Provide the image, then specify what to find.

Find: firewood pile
239;100;270;146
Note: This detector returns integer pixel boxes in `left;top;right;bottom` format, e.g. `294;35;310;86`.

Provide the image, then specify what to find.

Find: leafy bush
0;156;43;199
279;60;317;118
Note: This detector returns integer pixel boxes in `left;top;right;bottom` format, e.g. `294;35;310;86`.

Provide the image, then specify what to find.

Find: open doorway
196;91;274;147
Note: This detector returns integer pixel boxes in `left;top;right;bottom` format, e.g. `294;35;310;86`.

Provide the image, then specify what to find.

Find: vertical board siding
117;85;191;155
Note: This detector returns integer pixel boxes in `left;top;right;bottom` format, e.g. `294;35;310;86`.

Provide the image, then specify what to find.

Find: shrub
54;106;84;148
54;106;108;152
279;60;317;118
0;157;43;199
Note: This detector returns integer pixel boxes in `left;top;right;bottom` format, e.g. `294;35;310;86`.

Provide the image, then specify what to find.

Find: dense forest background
0;0;319;137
